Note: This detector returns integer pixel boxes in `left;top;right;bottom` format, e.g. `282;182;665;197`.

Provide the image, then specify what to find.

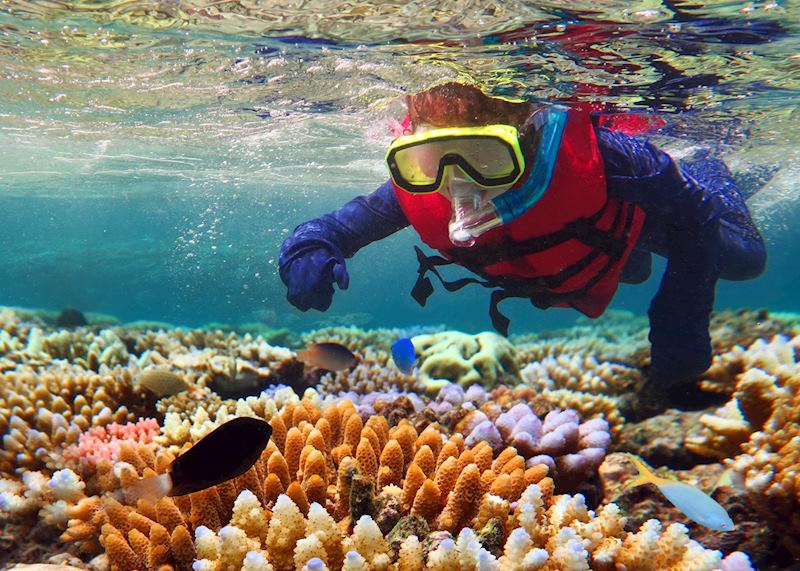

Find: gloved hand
602;134;725;228
277;181;410;313
279;240;349;312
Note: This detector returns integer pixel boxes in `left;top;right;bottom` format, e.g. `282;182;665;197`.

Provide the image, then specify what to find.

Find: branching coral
60;396;559;570
317;359;425;396
0;468;86;526
0;368;150;475
192;482;751;571
302;325;445;355
725;338;800;557
0;308;771;569
687;335;800;460
699;334;799;396
62;419;160;477
708;309;799;356
512;310;651;368
520;356;639;436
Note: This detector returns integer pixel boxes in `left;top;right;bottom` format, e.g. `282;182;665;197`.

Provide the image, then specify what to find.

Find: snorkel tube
447;106;568;247
448;174;498;247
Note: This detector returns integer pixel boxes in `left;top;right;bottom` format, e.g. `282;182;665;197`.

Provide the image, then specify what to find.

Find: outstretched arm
597;128;726;386
279;180;409;311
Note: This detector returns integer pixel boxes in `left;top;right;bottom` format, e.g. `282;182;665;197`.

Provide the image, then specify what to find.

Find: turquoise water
1;1;799;332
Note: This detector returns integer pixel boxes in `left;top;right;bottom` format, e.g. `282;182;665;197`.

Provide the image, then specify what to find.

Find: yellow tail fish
626;454;734;532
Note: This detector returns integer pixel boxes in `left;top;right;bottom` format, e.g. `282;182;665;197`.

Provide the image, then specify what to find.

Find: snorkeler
278;82;767;397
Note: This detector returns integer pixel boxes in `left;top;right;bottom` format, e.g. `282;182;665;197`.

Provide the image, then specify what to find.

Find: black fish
124;416;272;502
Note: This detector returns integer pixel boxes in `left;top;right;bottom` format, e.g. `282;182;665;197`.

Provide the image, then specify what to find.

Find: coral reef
4;306;797;569
424;384;611;493
0;368;150;475
411;331;521;392
687;335;800;461
317;358;425;396
512;310;651;368
725;336;800;557
520;354;643;435
302;325;445;355
597;453;777;569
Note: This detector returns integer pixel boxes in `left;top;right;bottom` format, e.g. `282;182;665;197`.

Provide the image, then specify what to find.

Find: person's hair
406;82;535;130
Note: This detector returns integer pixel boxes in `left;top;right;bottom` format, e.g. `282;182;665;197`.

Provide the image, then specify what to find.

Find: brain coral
411;331;520;392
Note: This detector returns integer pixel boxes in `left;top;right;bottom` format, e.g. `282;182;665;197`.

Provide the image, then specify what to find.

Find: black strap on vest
409;200;637;336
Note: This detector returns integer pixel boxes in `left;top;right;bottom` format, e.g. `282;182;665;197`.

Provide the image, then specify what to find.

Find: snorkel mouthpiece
447;174;504;247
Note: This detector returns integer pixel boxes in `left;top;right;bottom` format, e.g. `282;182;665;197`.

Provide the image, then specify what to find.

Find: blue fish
391;337;417;374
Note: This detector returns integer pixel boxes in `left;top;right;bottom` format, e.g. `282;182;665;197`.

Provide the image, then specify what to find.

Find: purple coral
464;403;611;488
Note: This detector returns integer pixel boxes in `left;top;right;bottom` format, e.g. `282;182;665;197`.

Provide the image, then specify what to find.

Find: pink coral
63;418;159;472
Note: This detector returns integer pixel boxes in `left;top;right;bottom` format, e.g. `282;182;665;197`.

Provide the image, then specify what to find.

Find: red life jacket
394;108;646;334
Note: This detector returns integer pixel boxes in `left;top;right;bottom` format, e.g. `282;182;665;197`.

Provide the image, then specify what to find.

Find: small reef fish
391;337;417;374
297;342;357;371
137;368;191;397
124;416;272;502
626;454;735;532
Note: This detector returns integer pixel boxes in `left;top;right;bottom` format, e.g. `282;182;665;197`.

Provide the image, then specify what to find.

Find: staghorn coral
411;331;520;392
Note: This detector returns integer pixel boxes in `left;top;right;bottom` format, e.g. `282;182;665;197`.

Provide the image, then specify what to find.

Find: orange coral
59;395;576;570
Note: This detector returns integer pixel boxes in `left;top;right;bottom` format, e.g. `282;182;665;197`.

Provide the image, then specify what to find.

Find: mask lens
389;129;523;193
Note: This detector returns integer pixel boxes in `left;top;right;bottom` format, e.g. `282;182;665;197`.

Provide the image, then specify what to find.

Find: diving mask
386;105;568;247
386;124;525;195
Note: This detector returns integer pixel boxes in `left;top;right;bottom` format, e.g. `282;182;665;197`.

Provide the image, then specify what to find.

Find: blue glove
279;237;349;311
278;181;410;312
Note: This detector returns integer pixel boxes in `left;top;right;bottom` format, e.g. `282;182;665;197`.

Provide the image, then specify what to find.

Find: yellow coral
412;331;521;391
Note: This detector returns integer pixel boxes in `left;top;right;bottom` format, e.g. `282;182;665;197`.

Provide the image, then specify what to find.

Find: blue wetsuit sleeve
278;180;409;311
304;179;410;258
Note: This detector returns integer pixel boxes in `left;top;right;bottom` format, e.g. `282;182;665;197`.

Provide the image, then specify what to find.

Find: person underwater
279;82;768;397
123;416;272;502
